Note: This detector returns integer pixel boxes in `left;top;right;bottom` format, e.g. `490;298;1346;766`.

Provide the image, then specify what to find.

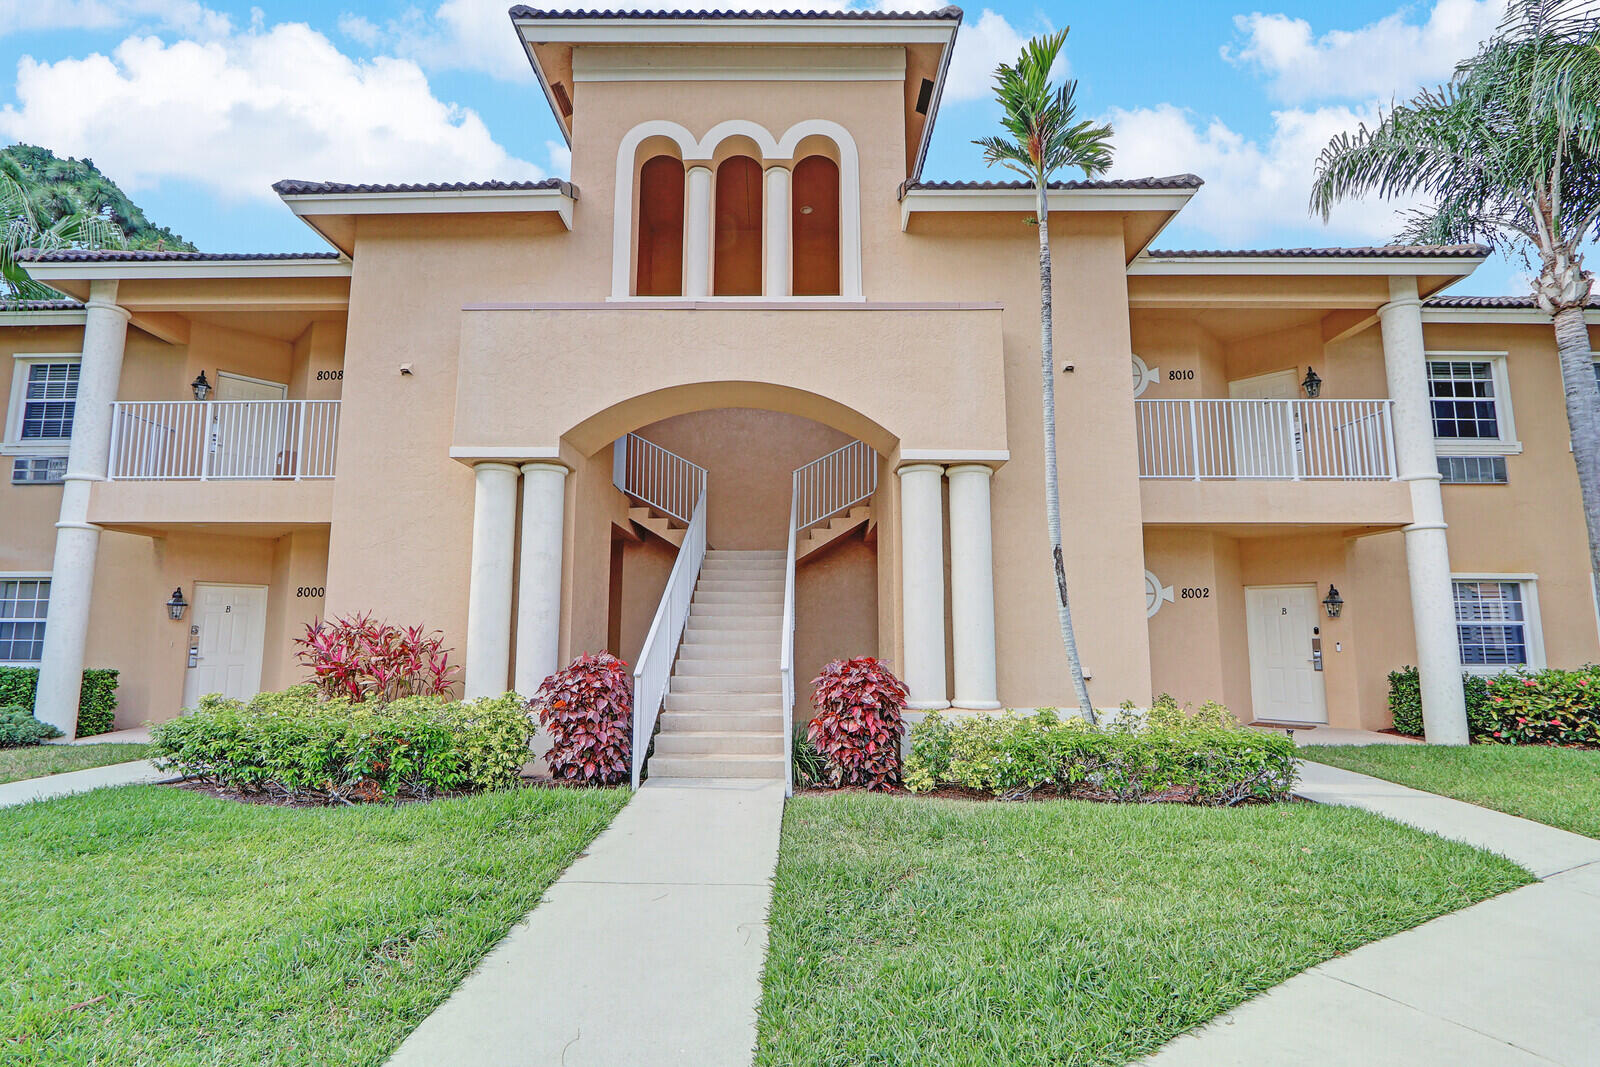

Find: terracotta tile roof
17;249;342;263
1145;245;1491;259
900;175;1203;196
273;178;578;198
508;6;962;20
1425;294;1600;309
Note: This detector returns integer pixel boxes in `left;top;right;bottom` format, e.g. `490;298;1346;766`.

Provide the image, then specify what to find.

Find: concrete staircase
648;549;787;780
796;504;872;560
627;505;685;548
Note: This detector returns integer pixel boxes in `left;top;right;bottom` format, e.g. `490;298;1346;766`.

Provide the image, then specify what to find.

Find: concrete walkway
1144;759;1600;1066
57;725;153;745
0;759;167;809
387;776;785;1067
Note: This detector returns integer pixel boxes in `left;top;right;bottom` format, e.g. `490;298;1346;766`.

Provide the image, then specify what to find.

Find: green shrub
1388;665;1598;745
0;705;63;747
151;685;535;801
791;734;827;789
0;667;119;736
904;704;1297;804
1483;665;1600;747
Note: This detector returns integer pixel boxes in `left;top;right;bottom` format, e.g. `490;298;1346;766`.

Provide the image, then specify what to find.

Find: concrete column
763;164;792;297
465;462;519;699
947;465;1000;709
1380;275;1469;745
683;165;713;299
34;280;129;737
898;463;948;710
514;462;567;697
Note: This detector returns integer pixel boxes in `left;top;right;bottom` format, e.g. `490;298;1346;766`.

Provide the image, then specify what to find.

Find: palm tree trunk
1034;183;1096;722
1553;303;1600;576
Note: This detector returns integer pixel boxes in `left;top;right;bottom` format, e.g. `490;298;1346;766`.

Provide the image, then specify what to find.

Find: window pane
0;578;50;662
1454;580;1528;666
20;362;79;440
1428;361;1499;440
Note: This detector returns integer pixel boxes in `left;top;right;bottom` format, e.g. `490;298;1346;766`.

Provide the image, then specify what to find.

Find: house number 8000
296;586;325;598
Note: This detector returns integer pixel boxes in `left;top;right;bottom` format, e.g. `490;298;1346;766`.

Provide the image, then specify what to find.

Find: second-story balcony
109;400;340;481
89;400;340;533
1135;398;1410;527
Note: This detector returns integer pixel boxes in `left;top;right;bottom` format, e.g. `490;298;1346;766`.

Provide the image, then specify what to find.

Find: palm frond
974;29;1115;188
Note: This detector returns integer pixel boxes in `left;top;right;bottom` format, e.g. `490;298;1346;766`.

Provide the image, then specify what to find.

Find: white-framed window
1426;352;1520;455
0;575;50;665
1452;575;1544;673
5;354;81;457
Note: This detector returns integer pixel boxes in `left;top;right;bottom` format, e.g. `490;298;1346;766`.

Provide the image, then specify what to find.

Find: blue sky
0;0;1565;293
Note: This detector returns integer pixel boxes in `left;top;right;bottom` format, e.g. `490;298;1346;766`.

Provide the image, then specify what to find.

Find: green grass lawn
1302;743;1600;839
756;794;1529;1067
0;784;627;1066
0;743;154;785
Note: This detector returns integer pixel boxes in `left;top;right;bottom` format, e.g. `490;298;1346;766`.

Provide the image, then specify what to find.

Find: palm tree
1311;0;1600;577
976;30;1114;721
0;156;124;305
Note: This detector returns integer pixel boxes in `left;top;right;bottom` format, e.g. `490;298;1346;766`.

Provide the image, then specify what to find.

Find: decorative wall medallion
1145;570;1175;618
1132;354;1160;397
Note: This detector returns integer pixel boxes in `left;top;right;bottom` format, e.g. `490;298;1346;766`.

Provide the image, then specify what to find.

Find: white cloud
1106;102;1425;244
941;9;1031;104
1224;0;1506;102
0;0;232;39
0;22;541;201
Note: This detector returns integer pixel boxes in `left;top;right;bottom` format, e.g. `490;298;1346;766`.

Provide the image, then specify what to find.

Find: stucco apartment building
3;8;1598;777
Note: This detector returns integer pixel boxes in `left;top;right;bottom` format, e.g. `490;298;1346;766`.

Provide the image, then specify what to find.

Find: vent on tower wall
553;82;573;117
914;78;934;115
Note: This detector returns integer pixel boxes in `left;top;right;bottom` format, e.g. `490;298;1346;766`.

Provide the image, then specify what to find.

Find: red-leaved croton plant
295;612;459;704
808;656;909;790
530;652;633;785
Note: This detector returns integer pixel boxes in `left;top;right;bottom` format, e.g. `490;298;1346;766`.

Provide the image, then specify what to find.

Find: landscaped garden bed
1301;743;1600;839
755;792;1529;1067
0;782;626;1065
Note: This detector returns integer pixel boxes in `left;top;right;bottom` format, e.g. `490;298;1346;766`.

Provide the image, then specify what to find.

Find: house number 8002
1180;587;1211;599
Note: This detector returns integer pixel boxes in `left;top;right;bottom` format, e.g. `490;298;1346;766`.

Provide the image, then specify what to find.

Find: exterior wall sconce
166;586;189;621
190;371;212;401
1322;584;1344;619
1301;367;1323;398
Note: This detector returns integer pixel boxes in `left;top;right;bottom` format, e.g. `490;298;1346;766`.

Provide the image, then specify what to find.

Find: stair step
697;567;785;580
652;731;785;756
683;625;780;643
693;589;785;605
665;691;781;712
695;579;785;592
647;754;785;779
659;710;785;732
671;674;781;694
673;656;780;675
704;550;785;559
690;602;783;617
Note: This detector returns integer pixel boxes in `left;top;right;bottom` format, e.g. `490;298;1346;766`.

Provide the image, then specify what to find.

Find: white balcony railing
108;400;340;481
1136;399;1396;481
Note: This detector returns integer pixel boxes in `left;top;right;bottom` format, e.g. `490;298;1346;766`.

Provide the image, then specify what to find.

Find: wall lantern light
166;586;188;621
1301;366;1323;398
190;371;212;401
1322;584;1344;619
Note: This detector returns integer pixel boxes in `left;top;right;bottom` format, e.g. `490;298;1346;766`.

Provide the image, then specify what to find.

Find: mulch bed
796;783;1290;805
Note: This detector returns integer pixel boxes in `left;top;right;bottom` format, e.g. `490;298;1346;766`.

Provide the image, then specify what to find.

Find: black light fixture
166;586;188;621
190;370;211;401
1301;366;1323;398
1322;584;1344;619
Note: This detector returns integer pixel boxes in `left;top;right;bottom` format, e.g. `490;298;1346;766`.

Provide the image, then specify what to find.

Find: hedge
0;667;119;737
1389;664;1600;746
904;700;1298;804
150;684;537;801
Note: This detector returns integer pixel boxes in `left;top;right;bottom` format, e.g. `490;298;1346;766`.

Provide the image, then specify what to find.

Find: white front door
1229;369;1301;478
1244;584;1328;724
211;373;288;478
181;583;269;709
